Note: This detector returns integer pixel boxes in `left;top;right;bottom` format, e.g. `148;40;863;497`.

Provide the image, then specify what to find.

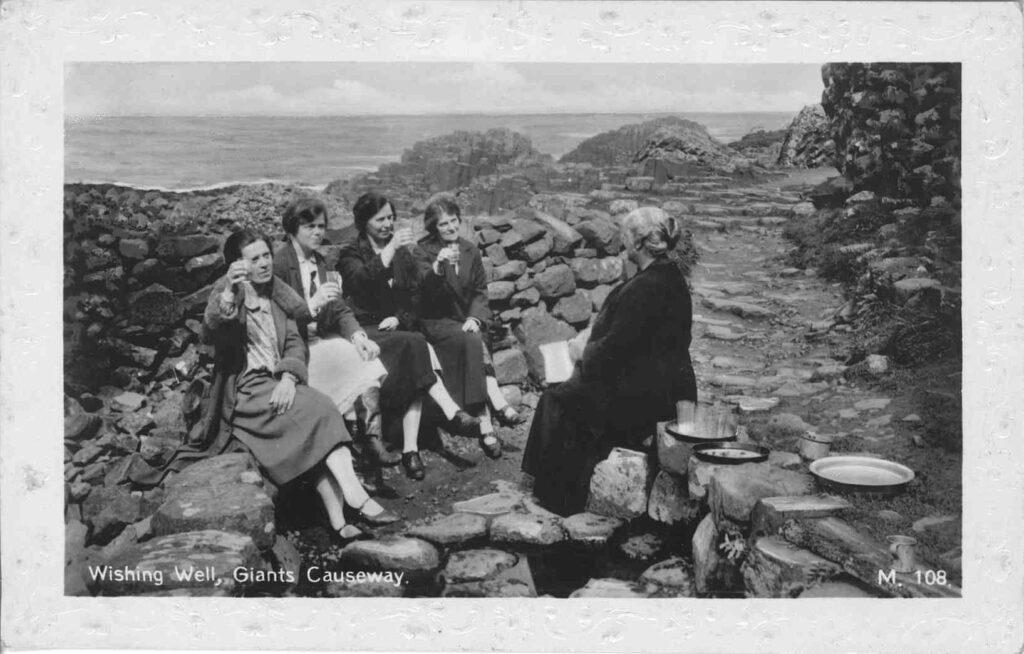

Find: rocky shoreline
64;62;962;599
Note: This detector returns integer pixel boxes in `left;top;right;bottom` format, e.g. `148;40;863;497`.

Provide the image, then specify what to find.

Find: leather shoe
447;410;481;437
367;435;402;467
330;524;369;546
479;434;503;460
402;451;425;481
356;499;402;526
497;406;526;426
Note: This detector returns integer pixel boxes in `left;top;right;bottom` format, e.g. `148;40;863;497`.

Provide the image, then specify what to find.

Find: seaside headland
65;63;963;599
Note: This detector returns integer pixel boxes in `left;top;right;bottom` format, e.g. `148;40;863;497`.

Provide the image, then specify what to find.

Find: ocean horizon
65;112;795;191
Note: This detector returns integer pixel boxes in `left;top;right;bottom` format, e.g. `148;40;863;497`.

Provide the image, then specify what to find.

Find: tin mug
888;534;918;573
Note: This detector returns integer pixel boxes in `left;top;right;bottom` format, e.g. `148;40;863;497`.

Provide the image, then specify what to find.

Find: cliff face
821;63;961;205
776;104;835;168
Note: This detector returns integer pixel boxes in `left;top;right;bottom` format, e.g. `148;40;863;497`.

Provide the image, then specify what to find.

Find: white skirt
307;336;388;415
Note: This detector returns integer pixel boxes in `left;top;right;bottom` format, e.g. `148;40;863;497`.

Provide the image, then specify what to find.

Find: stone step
741;535;842;598
708;463;816;524
750;494;853;538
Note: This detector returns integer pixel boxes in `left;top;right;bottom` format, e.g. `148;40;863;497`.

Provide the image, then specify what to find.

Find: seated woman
205;229;400;541
521;207;698;516
272;196;399;468
411;197;519;459
337;191;480;480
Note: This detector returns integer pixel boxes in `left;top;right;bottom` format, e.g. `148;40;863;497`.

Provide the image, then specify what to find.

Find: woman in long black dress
521;207;698;516
205;229;400;541
337;192;481;480
410;197;508;460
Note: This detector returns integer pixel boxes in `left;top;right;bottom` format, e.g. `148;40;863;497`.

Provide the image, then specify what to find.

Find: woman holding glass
273;196;398;469
205;229;400;542
337;191;481;480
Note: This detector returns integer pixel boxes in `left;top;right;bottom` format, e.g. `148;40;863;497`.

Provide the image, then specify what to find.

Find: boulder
586;447;651;520
442;549;519;583
776;104;834;168
568;578;687;598
510;287;541;308
96;530;265;596
484;243;508;266
512;306;577;381
184;252;224;281
492;260;528;281
589;284;614;310
341;537;442;576
647;471;700;525
118;238;150;260
562;512;624;546
492;347;529;385
477;228;502;246
551;291;592;325
709;464;815;524
533;264;576;299
442;578;535;598
575;219;620;255
519;233;554;263
691;514;720;595
893;277;941;304
639;557;697;597
324;576;406;598
569;258;600;285
487;281;516;301
609;199;640;215
741;536;842;598
511;219;546;244
406;512;489;547
527;211;583;254
489;512;565;546
82;485;143;545
151;455;276;549
128;284;184;326
595;257;623;284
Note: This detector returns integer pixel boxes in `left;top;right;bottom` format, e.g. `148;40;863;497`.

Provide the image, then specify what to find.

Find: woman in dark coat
410;197;507;460
205;229;399;541
337;192;480;480
521;207;698;516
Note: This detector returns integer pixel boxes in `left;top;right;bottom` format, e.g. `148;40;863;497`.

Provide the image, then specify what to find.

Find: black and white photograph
61;59;965;601
3;1;1022;651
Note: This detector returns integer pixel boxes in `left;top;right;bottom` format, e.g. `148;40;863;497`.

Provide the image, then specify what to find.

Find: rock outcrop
776;104;835;168
633;120;746;178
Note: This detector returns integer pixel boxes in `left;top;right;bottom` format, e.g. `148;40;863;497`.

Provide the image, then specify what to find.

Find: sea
64;112;794;192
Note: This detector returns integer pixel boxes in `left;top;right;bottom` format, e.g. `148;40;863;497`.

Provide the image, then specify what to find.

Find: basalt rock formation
776;104;834;168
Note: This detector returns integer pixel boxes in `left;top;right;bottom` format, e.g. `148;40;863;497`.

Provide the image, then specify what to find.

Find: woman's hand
378;316;399;331
352;332;380;361
310;281;341;313
462;318;480;333
269;375;297;415
568;327;591;363
222;260;250;299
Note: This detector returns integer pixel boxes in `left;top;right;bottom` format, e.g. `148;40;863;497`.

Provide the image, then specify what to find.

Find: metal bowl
809;455;915;497
664;422;737;444
691;442;770;464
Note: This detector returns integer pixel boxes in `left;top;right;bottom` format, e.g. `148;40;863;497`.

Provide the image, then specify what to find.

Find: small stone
902;414;922;423
866;414;892;428
638;557;696;596
586;447;651;520
647;471;699;525
562;512;624;546
725;396;780;413
113;392;147;412
489;512;565;546
839;409;859;419
442;549;519;583
487;281;516;301
618;532;665;561
876;509;904;524
568;578;654;598
453;492;525;517
854;398;891;411
912;514;958;533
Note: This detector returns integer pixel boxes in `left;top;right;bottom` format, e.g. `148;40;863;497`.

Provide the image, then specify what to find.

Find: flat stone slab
324;578;406;598
442;578;536;598
723;396;780;413
562;512;624;546
639;557;697;596
489;512;565;546
568;578;688;598
406;512;489;547
98;530;265;596
854;398;892;411
452;492;525;517
704;325;746;341
773;381;830;397
709;463;815;524
742;536;842;598
912;514;958;533
341;537;441;575
586;447;650;520
702;296;775;319
797;580;878;598
442;549;519;583
152;480;275;550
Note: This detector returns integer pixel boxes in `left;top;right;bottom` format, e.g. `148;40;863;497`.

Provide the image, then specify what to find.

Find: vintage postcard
2;0;1022;651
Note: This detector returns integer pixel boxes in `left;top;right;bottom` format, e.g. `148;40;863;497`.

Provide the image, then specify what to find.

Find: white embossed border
1;1;1021;651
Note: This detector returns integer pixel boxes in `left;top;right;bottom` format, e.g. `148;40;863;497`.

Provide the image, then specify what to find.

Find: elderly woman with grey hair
522;207;697;516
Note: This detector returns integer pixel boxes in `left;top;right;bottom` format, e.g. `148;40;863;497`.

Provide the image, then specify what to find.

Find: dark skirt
521;373;657;517
420;317;488;408
228;370;351;486
360;325;438;411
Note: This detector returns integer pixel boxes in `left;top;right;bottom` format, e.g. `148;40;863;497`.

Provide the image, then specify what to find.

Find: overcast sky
66;62;825;116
